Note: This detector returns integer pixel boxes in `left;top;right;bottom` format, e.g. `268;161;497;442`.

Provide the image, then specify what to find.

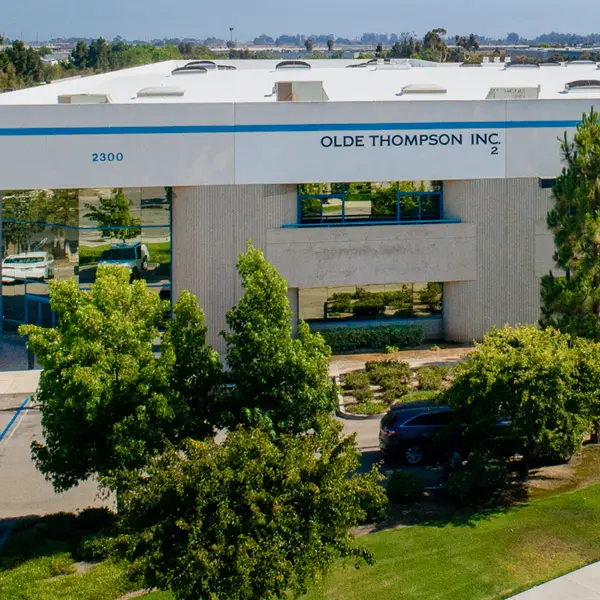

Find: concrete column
172;184;297;353
442;178;554;343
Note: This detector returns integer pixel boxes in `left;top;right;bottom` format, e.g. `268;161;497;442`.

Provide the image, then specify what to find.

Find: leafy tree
304;38;313;53
375;42;384;58
222;243;336;434
540;108;600;339
444;325;595;461
87;37;110;71
20;268;221;492
85;188;141;242
327;38;334;52
423;28;449;61
116;424;388;600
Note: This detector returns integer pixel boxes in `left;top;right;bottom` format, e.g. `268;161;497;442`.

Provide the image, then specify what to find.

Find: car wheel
404;445;425;466
130;268;140;282
141;257;149;271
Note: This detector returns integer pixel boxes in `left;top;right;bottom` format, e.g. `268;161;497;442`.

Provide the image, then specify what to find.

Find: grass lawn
5;456;600;600
304;480;600;600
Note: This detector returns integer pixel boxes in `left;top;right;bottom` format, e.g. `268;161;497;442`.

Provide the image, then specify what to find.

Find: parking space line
0;397;30;443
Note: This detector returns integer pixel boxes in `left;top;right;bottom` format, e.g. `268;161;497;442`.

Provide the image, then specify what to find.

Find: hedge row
319;325;424;353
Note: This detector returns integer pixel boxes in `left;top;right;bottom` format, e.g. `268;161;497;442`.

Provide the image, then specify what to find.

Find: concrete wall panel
172;184;297;352
443;178;554;342
266;223;476;288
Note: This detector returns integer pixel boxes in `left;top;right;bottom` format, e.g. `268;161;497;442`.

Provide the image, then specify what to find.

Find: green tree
444;325;595;461
423;28;449;61
375;42;384;58
87;37;110;71
540;108;600;339
116;424;387;600
70;40;88;70
2;189;47;253
222;243;336;434
19;268;220;492
327;38;334;52
305;38;313;53
85;188;141;242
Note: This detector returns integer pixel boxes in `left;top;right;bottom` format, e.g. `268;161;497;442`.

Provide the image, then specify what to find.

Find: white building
1;58;599;349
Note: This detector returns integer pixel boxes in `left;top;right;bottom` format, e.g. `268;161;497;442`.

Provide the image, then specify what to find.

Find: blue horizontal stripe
0;119;581;137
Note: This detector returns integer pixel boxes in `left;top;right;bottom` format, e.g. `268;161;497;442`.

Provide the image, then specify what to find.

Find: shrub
320;325;424;353
345;402;387;415
366;360;413;386
385;345;399;354
353;387;374;403
438;365;455;380
400;390;440;403
343;372;370;390
445;450;510;506
417;366;444;391
377;373;411;394
386;471;424;505
380;387;409;406
419;282;442;313
430;345;440;351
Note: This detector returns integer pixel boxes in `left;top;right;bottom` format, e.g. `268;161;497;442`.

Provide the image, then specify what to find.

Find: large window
298;181;444;226
2;187;172;330
298;283;443;322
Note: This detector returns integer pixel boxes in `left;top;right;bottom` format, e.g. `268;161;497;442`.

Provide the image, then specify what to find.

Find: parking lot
0;386;442;530
0;392;111;522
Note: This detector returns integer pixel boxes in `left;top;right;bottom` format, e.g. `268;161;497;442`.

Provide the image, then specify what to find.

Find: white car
98;243;150;280
2;252;55;283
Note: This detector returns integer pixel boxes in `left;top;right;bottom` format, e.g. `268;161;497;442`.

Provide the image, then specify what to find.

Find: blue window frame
296;183;452;227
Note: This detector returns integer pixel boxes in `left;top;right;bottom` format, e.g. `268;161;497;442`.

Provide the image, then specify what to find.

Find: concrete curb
334;376;384;421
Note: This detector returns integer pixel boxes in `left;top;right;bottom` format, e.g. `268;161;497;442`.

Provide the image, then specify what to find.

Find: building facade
0;58;597;350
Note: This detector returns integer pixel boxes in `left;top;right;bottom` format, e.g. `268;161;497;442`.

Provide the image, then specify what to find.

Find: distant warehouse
0;57;599;350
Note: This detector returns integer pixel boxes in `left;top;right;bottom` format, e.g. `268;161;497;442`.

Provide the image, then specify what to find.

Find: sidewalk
0;370;41;396
509;562;600;599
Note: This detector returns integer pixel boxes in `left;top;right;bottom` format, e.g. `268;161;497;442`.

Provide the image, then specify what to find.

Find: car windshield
4;256;45;264
100;248;136;261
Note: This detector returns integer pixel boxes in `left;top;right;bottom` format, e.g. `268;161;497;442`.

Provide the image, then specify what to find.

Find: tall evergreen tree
540;108;600;339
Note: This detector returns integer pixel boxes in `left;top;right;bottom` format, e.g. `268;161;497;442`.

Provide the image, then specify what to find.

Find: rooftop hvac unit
57;93;111;104
486;86;541;99
276;81;328;102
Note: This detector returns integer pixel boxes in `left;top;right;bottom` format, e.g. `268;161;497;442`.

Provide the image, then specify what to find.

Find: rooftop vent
137;86;185;98
275;60;311;70
346;62;369;68
568;60;596;65
505;63;540;69
187;60;216;67
487;86;540;99
58;93;111;104
171;64;208;75
399;83;447;95
217;64;237;70
460;62;482;67
565;79;600;91
540;62;563;66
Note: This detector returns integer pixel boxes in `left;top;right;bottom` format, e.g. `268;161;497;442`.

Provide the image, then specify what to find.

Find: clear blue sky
3;0;600;42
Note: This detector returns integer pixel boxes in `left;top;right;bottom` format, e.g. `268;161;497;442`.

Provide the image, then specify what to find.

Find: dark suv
379;401;457;465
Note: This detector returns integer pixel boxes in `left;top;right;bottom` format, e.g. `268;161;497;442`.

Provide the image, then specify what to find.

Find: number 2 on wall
491;147;499;155
92;152;124;163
